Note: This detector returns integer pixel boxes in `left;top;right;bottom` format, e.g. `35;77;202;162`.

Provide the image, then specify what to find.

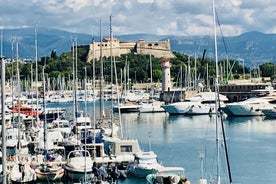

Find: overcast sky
0;0;276;36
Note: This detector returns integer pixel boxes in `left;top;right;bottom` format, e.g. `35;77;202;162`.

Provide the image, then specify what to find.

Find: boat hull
9;164;37;184
127;166;158;178
35;167;64;181
261;109;276;118
113;106;140;113
162;103;216;115
223;105;264;116
63;165;93;181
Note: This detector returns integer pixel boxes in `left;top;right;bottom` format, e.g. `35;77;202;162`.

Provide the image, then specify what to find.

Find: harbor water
46;101;276;183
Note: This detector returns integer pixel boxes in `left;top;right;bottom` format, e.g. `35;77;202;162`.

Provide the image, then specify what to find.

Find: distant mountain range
1;27;276;66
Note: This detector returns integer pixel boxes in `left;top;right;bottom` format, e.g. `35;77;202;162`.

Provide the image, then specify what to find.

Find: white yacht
139;100;166;113
162;92;228;115
222;96;276;116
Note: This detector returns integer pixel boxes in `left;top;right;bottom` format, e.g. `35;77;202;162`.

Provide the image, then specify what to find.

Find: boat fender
7;155;14;161
170;175;180;183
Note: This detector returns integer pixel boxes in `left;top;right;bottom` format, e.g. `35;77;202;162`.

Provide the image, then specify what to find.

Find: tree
259;62;274;77
51;50;58;59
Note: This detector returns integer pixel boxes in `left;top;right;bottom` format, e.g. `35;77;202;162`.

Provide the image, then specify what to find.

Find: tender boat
63;150;93;181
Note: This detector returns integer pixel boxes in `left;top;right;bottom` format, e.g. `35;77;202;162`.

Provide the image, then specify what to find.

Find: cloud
0;0;275;36
137;0;154;3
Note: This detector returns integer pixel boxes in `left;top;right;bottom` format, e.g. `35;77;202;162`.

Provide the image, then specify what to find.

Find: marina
1;0;276;183
41;101;276;184
1;95;276;183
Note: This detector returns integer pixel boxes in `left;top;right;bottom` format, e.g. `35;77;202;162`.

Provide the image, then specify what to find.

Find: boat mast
84;66;87;183
150;54;153;101
35;24;39;124
212;0;220;183
213;1;232;184
110;15;115;137
11;39;15;129
42;67;47;152
31;63;34;127
99;19;105;118
16;41;22;152
1;30;7;184
194;52;197;89
72;40;76;124
92;36;97;158
75;38;78;116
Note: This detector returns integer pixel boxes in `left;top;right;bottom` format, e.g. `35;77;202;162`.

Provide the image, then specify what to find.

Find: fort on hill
86;38;175;62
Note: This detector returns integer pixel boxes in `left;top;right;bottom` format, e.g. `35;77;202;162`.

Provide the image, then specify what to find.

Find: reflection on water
125;113;276;184
225;115;276;133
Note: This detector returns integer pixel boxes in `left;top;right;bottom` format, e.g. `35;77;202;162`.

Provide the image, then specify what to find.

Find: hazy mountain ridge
1;27;276;66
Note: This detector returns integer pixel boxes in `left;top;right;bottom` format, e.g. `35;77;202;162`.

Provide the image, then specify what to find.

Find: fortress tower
161;59;172;92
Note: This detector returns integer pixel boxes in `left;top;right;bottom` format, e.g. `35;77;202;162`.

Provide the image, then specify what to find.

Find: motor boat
127;151;164;178
222;96;276;116
162;92;228;115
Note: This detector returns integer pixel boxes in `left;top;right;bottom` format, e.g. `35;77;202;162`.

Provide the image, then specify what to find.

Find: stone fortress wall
86;38;175;62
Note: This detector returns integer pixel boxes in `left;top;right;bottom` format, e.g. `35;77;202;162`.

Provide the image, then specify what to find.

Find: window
120;145;133;152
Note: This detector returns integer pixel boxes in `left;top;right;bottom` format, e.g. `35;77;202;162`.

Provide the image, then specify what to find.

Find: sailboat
207;1;232;184
9;41;37;184
139;54;165;113
34;67;65;181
